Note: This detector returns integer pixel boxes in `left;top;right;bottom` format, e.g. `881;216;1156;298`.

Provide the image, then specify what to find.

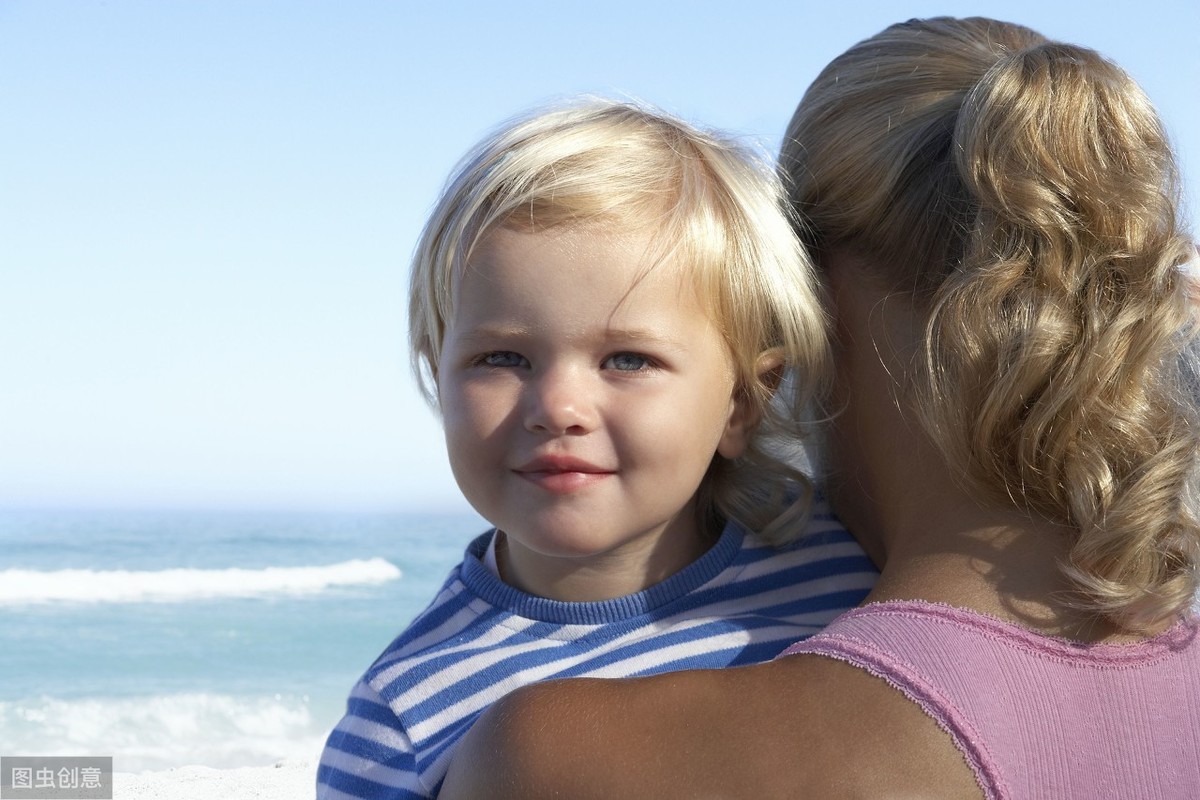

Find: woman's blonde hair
410;97;830;543
782;17;1200;630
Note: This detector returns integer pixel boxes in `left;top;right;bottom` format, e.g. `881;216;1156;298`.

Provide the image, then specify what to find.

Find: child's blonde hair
410;97;830;543
782;17;1200;630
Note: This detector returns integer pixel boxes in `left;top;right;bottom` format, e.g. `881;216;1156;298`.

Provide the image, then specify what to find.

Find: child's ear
717;349;784;459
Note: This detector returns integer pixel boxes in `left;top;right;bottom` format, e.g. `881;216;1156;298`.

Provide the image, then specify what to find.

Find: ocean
0;507;486;772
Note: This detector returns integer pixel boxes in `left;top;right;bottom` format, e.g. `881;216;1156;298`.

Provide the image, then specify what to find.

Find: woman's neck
822;249;1137;643
828;426;1132;643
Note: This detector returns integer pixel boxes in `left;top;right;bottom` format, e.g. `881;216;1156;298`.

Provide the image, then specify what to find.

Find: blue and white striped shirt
316;500;877;799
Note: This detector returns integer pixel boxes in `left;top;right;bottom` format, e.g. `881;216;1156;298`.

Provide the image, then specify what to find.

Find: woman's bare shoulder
439;655;982;799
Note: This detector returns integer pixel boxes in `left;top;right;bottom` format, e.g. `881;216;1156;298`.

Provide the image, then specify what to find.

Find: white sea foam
0;693;328;771
0;558;401;605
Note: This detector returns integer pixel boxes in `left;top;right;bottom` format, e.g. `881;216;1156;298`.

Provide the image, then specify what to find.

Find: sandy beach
114;759;315;800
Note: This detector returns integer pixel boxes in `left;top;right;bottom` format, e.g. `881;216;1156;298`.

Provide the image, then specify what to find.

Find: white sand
113;759;315;799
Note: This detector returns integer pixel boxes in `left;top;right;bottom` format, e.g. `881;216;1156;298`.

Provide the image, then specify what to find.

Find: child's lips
513;456;615;493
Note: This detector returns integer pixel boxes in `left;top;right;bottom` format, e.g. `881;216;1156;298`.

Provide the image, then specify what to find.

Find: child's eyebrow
601;327;687;349
454;324;689;350
450;324;533;342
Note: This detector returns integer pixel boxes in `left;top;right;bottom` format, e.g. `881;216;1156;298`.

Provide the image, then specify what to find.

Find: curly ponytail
783;17;1200;632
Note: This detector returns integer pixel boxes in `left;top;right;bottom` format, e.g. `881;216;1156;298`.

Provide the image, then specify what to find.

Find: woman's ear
717;349;784;459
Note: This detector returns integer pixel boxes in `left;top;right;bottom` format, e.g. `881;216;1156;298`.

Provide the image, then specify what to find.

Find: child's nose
524;367;596;435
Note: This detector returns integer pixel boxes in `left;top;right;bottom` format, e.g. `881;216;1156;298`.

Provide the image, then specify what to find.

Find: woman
440;17;1200;798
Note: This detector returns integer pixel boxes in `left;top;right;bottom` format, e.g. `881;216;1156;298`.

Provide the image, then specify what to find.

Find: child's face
437;223;752;600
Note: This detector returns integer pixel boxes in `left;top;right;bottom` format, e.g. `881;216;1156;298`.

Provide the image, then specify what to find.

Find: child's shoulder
361;530;498;676
727;495;877;592
792;493;857;546
742;493;858;552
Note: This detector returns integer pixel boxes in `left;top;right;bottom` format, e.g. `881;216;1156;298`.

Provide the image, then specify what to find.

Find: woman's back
784;601;1200;797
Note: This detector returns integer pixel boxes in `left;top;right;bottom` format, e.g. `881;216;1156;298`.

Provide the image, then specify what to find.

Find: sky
2;0;1198;513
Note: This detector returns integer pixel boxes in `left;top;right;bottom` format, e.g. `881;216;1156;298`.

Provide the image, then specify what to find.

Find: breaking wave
0;558;401;605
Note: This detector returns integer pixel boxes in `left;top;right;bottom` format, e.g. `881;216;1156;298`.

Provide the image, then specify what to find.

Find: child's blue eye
479;351;528;368
604;352;650;371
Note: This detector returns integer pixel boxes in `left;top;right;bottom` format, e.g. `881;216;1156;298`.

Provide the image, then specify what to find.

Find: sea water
0;508;485;771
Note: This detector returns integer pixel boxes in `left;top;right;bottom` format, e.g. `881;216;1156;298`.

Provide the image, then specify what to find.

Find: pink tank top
780;600;1200;799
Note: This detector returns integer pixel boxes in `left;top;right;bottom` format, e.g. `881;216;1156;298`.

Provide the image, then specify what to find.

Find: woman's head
782;17;1199;630
410;98;830;541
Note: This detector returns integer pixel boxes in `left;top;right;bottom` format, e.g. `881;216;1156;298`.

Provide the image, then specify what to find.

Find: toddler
316;98;877;799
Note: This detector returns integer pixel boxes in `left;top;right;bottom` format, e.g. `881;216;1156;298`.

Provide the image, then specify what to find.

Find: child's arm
316;679;431;799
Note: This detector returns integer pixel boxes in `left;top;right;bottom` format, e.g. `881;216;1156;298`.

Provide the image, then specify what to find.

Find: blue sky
2;0;1197;512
